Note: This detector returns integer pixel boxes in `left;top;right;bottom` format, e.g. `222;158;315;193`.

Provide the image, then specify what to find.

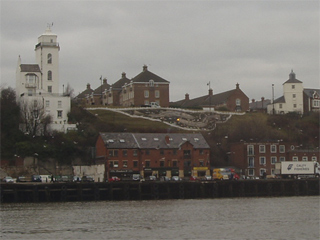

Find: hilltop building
95;132;210;180
16;26;75;134
76;65;170;107
171;83;249;112
249;97;271;113
267;70;320;114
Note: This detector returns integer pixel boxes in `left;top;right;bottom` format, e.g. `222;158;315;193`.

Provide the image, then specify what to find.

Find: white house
267;71;305;114
16;25;76;133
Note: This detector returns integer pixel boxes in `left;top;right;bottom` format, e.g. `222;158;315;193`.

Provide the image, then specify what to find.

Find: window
58;101;62;108
48;71;52;80
149;80;154;87
133;150;138;157
109;161;113;168
173;161;178;167
47;53;52;64
145;161;150;167
236;99;241;106
199;161;204;167
109;150;118;157
113;161;119;168
146;150;150;155
133;161;138;168
123;150;127;157
292;85;295;89
293;94;296;98
259;145;265;153
312;156;317;161
144;90;149;98
313;100;320;107
57;110;62;118
248;157;254;167
293;104;297;108
160;161;165;167
279;104;282;109
48;86;52;93
248;169;254;176
45;100;50;108
279;145;285;153
260;169;266;176
271;156;277;164
183;150;191;158
260;157;266;165
155;90;160;98
123;161;128;168
292;156;298;161
28;89;33;96
247;145;254;155
270;145;277;153
302;156;308;161
173;149;177;155
280;156;285;162
200;149;204;155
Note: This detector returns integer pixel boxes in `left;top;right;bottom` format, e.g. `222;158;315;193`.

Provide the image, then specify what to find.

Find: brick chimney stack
165;135;170;145
185;93;189;100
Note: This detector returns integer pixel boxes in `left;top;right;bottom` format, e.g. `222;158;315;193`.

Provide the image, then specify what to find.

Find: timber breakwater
1;179;319;203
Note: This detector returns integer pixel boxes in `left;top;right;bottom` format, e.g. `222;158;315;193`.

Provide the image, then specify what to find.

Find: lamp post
100;76;103;105
272;84;275;114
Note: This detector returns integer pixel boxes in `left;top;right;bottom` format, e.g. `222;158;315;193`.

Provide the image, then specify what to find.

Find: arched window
47;53;52;64
236;99;241;106
48;71;52;80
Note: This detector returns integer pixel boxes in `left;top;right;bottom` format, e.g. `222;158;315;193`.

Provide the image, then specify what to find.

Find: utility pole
272;84;275;114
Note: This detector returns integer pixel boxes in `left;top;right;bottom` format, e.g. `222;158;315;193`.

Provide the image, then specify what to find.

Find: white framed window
57;110;62;118
48;86;52;93
247;145;254;155
279;156;285;162
149;80;154;87
248;169;254;176
271;156;277;164
313;100;320;107
260;168;266;176
312;156;317;161
279;145;285;153
302;156;308;161
144;90;149;98
248;157;254;167
48;71;52;80
58;101;62;108
270;145;277;153
28;89;33;96
155;90;160;98
45;100;50;108
113;161;119;168
292;156;298;161
123;160;128;168
271;169;275;175
259;145;265;153
236;99;241;106
279;104;282;109
260;156;266;165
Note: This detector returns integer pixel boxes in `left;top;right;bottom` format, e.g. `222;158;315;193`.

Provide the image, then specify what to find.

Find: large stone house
267;70;319;114
171;83;249;112
16;26;75;133
95;132;210;180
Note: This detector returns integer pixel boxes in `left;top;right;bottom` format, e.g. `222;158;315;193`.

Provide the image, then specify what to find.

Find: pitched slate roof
93;79;110;95
20;64;41;72
99;132;210;149
273;96;286;103
131;65;169;84
111;73;131;90
303;88;320;98
76;84;94;99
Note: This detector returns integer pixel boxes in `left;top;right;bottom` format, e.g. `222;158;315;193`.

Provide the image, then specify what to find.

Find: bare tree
64;83;74;98
19;98;52;136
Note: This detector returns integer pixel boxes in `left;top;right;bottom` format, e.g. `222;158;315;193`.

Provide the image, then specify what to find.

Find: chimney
208;88;213;96
165;135;170;145
122;72;126;78
236;83;239;89
252;99;255;103
261;97;264;101
87;83;91;89
143;65;148;72
185;93;189;100
103;78;107;84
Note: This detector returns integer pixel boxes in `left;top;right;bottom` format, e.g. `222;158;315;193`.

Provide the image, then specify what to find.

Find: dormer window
149;80;154;87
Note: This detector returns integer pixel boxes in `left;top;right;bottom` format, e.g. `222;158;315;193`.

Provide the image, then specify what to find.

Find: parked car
32;175;42;182
82;176;94;182
2;176;14;183
160;176;170;181
204;175;212;181
73;176;82;182
17;176;27;182
190;176;198;181
147;176;157;181
171;176;182;181
132;174;141;181
108;176;120;182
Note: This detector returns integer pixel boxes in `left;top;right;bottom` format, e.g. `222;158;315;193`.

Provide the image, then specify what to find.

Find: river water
1;196;319;240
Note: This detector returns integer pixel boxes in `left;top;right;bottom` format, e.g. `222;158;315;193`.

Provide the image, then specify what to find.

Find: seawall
1;179;319;203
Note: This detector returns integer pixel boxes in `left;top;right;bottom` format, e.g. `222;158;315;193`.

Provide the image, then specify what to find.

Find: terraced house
95;133;210;180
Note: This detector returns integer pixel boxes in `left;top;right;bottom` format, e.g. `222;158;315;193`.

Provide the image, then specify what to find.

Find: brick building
229;141;319;178
95;132;210;180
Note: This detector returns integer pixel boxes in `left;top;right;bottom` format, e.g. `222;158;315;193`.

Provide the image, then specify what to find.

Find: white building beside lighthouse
16;25;76;134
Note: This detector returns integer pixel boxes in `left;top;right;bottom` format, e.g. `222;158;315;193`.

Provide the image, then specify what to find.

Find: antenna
47;22;53;29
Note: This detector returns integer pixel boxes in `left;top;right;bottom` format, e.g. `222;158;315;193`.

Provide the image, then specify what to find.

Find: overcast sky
1;0;319;102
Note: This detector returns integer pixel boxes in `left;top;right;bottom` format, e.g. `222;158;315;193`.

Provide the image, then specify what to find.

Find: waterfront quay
1;179;319;203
